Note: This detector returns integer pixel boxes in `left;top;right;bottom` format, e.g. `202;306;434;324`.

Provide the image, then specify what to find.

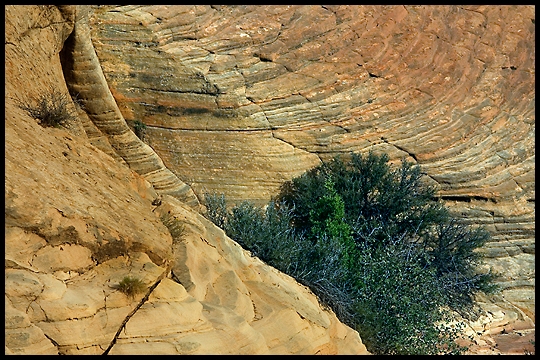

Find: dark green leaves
204;151;497;354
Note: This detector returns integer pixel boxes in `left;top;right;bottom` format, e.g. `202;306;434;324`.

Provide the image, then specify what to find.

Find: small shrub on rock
116;276;146;298
133;120;147;140
15;88;79;128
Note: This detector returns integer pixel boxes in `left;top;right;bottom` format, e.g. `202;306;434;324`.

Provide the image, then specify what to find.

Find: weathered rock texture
59;5;200;208
5;5;368;355
88;5;535;351
4;4;535;355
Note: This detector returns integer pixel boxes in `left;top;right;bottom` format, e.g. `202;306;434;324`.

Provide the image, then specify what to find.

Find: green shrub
116;276;146;298
308;177;356;272
207;196;299;270
14;88;79;128
133;120;147;140
277;151;449;248
276;151;496;312
203;192;228;229
351;239;468;354
204;151;498;355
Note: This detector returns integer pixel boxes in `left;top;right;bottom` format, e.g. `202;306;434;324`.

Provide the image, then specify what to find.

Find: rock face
4;5;534;355
59;6;200;208
5;5;368;355
88;5;535;349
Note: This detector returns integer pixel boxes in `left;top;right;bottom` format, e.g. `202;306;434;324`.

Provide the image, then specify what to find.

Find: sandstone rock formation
88;5;535;353
5;4;534;355
59;6;200;208
5;5;368;355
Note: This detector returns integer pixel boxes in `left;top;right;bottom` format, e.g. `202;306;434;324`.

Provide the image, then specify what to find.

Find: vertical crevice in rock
57;5;200;209
102;263;172;355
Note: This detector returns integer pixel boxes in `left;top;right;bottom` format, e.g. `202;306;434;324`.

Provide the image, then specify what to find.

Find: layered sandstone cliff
4;5;535;355
5;5;368;355
88;5;535;352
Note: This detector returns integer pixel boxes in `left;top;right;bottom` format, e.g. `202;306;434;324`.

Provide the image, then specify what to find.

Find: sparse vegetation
133;120;147;140
204;192;228;229
204;151;498;355
115;276;146;298
14;87;79;128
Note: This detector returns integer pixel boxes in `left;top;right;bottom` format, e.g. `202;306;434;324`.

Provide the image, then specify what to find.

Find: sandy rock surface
88;6;535;348
5;5;534;355
5;5;370;354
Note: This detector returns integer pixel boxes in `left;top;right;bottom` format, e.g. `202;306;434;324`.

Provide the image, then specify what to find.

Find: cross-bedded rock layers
89;6;535;345
5;5;534;355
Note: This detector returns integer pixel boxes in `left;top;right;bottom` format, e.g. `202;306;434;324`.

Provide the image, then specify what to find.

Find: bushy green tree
277;151;495;313
278;152;448;248
204;151;497;354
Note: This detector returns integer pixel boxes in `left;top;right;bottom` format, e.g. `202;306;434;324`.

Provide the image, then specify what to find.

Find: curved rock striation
5;5;369;355
4;4;534;355
58;5;200;207
88;5;534;348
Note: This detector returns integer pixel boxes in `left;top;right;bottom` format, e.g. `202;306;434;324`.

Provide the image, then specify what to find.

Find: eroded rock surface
5;4;534;355
60;5;200;207
88;5;535;350
5;5;368;355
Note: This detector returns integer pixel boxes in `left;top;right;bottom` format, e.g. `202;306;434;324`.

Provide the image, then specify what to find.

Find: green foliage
207;194;299;270
352;240;467;354
116;276;146;298
204;151;498;355
203;192;229;230
133;120;147;140
277;151;496;310
203;194;356;322
309;177;349;242
278;152;449;249
429;218;498;315
15;88;79;128
308;177;356;272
